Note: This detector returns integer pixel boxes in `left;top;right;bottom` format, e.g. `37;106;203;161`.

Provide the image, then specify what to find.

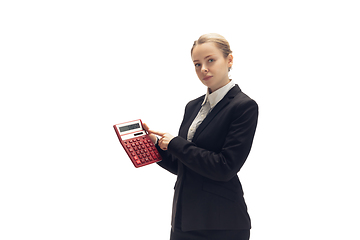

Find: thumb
143;123;150;131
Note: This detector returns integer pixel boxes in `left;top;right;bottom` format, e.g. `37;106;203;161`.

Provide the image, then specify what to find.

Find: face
191;42;233;93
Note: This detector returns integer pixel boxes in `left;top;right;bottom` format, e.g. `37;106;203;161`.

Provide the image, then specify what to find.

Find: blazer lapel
192;85;241;143
179;97;204;139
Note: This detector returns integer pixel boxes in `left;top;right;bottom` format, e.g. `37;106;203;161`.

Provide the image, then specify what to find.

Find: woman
144;33;258;240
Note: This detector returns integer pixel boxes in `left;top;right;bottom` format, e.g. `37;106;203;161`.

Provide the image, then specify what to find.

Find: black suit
157;85;258;233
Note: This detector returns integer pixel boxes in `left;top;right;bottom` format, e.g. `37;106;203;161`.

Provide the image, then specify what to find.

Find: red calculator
113;119;162;168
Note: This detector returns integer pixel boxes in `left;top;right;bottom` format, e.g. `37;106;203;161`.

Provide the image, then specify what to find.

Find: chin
201;82;212;89
200;79;212;86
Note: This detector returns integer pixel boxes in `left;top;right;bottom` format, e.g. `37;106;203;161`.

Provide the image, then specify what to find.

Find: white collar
202;80;236;109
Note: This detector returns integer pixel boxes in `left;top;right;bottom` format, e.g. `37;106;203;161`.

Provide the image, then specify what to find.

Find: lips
203;75;213;81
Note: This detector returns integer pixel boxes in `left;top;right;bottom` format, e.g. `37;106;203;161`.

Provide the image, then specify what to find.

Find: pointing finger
147;129;166;136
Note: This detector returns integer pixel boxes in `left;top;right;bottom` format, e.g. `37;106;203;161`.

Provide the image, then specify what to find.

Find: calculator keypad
123;135;161;167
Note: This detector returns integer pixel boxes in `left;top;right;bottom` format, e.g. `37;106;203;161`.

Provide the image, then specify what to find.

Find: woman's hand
143;123;174;151
142;123;158;144
153;131;174;151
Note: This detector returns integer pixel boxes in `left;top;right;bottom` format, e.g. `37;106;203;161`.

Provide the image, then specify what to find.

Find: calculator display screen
119;123;140;133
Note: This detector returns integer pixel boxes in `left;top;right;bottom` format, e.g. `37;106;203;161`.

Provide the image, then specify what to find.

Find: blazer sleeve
156;144;178;175
155;98;200;175
155;99;199;176
167;99;258;182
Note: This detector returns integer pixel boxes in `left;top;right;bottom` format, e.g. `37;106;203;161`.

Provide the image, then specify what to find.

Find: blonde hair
191;33;233;71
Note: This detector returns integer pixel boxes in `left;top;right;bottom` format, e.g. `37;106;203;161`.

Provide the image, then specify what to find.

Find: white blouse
187;80;236;142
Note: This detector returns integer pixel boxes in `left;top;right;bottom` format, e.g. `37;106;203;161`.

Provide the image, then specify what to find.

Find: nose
201;65;208;73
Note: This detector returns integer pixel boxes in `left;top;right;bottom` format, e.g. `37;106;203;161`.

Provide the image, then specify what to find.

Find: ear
227;54;234;68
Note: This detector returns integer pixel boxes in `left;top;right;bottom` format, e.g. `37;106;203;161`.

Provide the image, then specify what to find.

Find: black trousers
170;204;250;240
170;227;250;240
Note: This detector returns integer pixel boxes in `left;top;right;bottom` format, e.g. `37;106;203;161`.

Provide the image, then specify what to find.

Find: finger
159;141;167;150
142;123;150;131
143;123;157;134
147;129;167;136
158;138;169;150
148;134;157;144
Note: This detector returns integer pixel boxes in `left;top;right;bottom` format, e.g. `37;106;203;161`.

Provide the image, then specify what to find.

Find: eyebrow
193;55;213;63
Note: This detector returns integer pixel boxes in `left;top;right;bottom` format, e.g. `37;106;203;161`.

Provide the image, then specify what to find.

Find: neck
209;78;231;93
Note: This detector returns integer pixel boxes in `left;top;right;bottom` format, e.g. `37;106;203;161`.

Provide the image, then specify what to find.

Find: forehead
191;42;222;61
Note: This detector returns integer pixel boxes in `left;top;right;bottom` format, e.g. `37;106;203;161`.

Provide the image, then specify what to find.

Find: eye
208;59;214;63
195;63;201;67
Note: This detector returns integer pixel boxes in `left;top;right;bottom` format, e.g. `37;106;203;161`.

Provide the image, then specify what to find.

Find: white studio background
1;1;359;239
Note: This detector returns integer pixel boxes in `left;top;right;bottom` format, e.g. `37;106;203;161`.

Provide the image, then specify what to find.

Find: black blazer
157;85;258;231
